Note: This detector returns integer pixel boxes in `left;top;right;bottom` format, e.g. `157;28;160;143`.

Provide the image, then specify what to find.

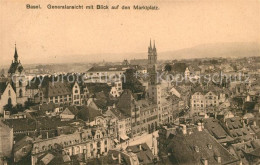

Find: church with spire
147;39;161;105
7;44;28;106
8;44;24;75
148;39;157;66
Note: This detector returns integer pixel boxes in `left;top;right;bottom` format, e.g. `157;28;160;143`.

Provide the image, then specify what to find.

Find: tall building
8;44;28;105
147;40;161;105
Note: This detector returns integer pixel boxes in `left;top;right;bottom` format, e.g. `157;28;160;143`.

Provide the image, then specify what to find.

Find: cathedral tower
147;40;161;105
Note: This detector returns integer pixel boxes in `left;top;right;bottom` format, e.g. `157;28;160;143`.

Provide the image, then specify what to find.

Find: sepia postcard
0;0;260;164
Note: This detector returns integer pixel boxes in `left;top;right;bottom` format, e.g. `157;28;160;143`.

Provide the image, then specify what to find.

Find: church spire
14;43;18;63
148;38;153;53
153;40;156;51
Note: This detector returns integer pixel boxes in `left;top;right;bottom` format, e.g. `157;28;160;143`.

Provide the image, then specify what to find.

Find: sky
0;0;259;65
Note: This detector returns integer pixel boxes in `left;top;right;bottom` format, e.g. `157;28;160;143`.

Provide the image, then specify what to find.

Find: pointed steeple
153;40;156;51
148;38;153;53
14;43;18;63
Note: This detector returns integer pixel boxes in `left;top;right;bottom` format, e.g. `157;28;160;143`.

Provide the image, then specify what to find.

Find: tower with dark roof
148;39;157;65
8;44;27;105
8;44;24;75
14;44;18;63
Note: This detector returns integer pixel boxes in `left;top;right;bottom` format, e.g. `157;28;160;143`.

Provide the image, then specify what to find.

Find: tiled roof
117;90;135;117
77;105;102;122
86;83;111;97
87;65;130;72
244;102;257;112
225;117;255;141
8;62;23;74
3;117;84;132
13;136;33;152
60;108;74;116
39;103;59;112
47;82;72;97
204;118;231;140
231;139;260;164
126;143;154;164
167;128;238;164
249;148;260;157
66;106;79;115
0;81;8;95
109;108;127;119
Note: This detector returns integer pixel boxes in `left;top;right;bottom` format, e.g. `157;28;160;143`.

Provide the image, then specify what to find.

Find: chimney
253;121;257;127
195;146;199;152
207;144;212;150
118;153;121;164
46;132;49;139
242;119;245;127
217;156;221;163
181;125;187;135
202;158;208;165
198;123;202;131
139;144;142;151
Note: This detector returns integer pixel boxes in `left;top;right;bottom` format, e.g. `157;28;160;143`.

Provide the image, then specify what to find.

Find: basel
26;4;41;9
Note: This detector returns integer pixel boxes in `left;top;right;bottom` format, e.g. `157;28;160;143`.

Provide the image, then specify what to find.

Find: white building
0;81;17;114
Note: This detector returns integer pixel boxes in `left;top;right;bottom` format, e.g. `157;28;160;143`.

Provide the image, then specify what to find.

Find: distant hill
158;42;260;60
1;42;258;67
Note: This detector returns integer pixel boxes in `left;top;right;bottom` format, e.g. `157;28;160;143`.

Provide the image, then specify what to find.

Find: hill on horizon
1;42;259;67
158;42;260;60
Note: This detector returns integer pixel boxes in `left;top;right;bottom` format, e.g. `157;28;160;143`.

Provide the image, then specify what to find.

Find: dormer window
194;146;199;152
207;144;212;150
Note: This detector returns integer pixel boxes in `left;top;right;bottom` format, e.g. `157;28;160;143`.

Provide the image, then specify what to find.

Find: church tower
148;39;157;66
8;44;28;105
147;40;161;105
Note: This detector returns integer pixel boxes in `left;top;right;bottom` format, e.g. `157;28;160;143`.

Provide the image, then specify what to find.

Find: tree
24;100;35;109
3;103;13;111
164;64;172;72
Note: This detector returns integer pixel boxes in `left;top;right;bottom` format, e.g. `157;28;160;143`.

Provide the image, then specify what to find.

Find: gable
61;108;74;115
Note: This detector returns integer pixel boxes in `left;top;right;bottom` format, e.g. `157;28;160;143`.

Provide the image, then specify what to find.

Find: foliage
3;103;26;115
164;64;172;72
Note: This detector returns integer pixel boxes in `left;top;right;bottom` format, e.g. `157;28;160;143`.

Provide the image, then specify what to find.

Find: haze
0;0;259;65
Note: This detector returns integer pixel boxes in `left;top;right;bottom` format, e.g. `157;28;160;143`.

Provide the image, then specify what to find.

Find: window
97;141;101;148
8;90;11;96
8;98;12;105
19;89;23;97
75;90;78;94
19;80;22;87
